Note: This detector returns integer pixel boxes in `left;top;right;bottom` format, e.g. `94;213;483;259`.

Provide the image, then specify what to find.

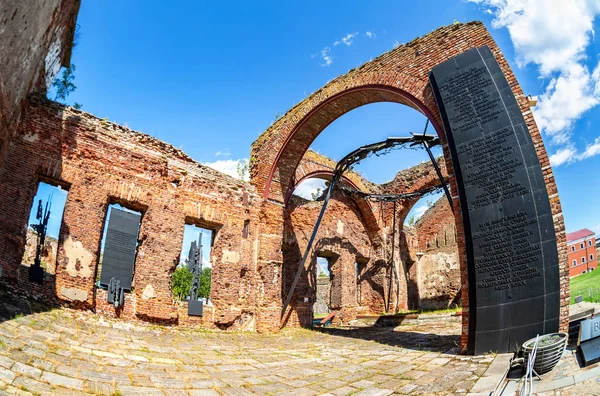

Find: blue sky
47;1;600;236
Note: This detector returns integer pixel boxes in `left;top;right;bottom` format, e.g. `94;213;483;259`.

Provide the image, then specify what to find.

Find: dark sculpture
29;196;52;284
186;232;204;316
107;277;124;308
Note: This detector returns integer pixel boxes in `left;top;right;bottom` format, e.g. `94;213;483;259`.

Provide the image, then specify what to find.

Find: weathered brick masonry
250;21;569;351
0;12;569;354
0;0;80;166
411;197;461;310
0;98;267;329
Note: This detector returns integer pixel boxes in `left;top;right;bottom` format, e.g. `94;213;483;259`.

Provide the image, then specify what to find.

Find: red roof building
566;228;597;277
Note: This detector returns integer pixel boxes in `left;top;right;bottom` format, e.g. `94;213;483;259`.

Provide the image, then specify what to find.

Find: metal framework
281;127;454;319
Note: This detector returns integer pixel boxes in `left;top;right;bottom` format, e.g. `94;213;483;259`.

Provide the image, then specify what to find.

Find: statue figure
29;195;52;284
186;232;203;301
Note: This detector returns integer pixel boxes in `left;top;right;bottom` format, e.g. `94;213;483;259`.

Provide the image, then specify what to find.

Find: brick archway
251;22;568;352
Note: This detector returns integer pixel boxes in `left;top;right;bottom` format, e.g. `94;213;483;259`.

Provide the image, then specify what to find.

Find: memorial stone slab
580;316;600;343
580;336;600;366
99;208;141;291
429;46;560;354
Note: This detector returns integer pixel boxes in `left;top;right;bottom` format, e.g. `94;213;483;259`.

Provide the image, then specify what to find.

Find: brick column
55;181;107;309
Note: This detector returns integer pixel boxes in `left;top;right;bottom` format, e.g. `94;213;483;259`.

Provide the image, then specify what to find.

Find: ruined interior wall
413;198;461;309
0;98;266;329
0;0;80;165
282;193;384;326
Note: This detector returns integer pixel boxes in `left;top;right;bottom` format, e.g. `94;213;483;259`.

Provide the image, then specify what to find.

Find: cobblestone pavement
0;307;501;395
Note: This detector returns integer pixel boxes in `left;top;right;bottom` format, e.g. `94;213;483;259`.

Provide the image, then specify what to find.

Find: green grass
389;305;462;316
570;269;600;304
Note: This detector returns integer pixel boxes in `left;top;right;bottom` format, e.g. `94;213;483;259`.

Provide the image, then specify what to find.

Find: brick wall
282;193;386;326
412;198;461;309
0;98;268;329
0;0;80;166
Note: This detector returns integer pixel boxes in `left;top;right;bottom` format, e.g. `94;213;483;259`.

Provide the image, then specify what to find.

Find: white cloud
469;0;600;166
313;31;362;65
413;204;428;219
392;40;400;49
366;31;376;39
320;47;333;66
535;63;600;144
203;158;249;181
334;32;359;46
293;178;328;200
341;32;359;46
215;149;231;157
580;136;600;159
549;146;577;166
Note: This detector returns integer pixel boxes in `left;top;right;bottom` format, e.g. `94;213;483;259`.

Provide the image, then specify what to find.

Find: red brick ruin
0;0;568;353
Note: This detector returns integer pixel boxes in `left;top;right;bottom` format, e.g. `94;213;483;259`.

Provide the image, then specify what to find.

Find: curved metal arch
285;170;362;205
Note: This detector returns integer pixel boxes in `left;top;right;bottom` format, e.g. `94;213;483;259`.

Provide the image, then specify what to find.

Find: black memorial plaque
99;208;141;291
429;46;560;354
580;336;600;366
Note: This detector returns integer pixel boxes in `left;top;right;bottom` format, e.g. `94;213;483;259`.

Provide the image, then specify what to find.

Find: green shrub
172;266;193;301
199;267;212;298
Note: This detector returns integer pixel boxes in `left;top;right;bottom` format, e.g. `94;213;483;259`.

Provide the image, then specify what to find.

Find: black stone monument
429;45;560;355
99;208;141;291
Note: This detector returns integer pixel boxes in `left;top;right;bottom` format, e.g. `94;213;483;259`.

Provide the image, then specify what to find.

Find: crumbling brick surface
282;193;385;326
0;98;267;328
0;0;80;166
411;198;461;309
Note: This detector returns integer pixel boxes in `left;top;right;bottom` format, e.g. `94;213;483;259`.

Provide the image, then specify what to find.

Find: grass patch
389;305;462;316
570;269;600;304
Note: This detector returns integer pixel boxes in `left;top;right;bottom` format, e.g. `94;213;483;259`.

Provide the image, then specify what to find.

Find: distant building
567;229;597;277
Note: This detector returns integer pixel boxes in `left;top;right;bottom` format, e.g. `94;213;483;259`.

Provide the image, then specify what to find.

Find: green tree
407;216;415;226
52;64;77;102
172;266;193;301
310;188;322;200
199;267;212;298
236;159;249;181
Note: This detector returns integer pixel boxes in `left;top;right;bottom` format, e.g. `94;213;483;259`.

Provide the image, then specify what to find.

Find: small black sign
580;336;600;366
188;300;204;317
429;46;560;354
99;208;141;290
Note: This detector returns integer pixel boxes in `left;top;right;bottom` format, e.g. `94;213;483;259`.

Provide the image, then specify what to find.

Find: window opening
24;181;68;283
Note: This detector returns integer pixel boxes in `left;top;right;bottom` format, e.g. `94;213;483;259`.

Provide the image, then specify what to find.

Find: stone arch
252;21;567;353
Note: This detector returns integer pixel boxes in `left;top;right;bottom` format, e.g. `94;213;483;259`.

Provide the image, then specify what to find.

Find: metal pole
422;140;453;213
387;201;397;313
281;176;338;319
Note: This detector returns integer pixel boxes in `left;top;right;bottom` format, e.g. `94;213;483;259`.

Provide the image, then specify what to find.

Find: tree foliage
198;267;212;298
52;64;77;102
172;266;193;301
236;159;249;181
407;216;415;226
310;188;322;200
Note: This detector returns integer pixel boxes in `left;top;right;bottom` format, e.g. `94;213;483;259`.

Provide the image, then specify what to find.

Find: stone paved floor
0;307;500;395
